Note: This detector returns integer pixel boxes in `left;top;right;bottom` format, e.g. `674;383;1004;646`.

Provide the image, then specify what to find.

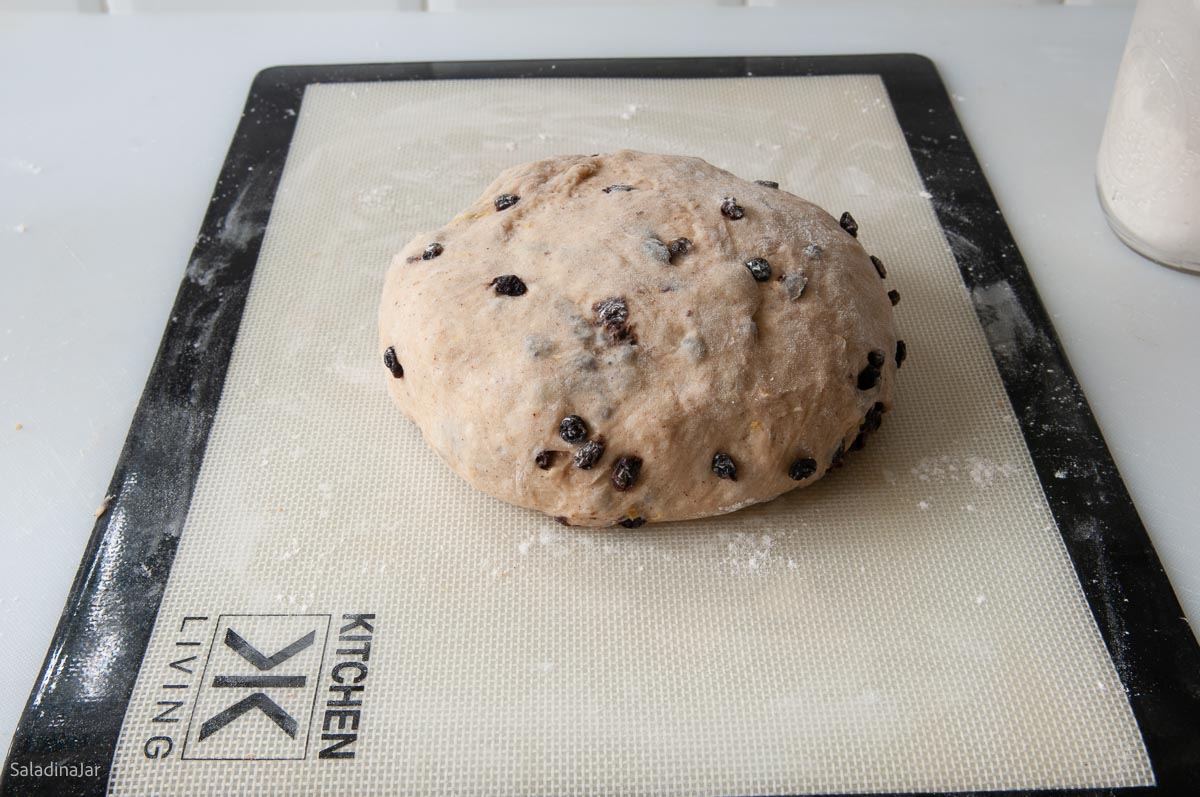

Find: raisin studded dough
379;151;902;527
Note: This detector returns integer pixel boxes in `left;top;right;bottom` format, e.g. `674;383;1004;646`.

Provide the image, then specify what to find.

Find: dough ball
379;150;904;527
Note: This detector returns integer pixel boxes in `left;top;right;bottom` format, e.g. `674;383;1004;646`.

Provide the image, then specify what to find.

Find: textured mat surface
107;76;1151;796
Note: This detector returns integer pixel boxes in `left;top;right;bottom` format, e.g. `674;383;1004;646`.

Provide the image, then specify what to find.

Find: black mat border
3;55;1197;797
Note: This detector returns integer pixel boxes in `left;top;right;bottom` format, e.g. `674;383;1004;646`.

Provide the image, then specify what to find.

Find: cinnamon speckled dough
379;150;901;527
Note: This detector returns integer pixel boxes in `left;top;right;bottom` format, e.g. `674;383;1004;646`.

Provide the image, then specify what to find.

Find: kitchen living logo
140;612;375;762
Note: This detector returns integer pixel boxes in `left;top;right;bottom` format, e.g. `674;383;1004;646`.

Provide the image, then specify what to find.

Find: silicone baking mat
4;57;1198;797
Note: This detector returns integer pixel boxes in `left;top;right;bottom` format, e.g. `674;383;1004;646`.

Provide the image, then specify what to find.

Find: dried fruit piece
857;367;880;390
494;193;520;211
745;257;772;282
667;237;692;261
863;402;886;434
610;455;643;491
573;437;606;469
535;450;556;469
555;516;571;526
831;441;846;468
644;238;671;263
782;271;808;300
593;297;635;344
720;196;745;220
712;453;737;481
491;274;527;296
857;351;885;390
888;289;901;306
382;346;403;378
559;415;588;444
850;433;867;451
618;517;646;529
839;211;859;237
754;180;779;189
895;339;907;368
788;457;818;481
422;242;444;260
594;297;628;327
602;185;635;193
870;255;887;278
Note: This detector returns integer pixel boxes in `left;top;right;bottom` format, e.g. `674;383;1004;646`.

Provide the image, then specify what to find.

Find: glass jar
1096;0;1200;273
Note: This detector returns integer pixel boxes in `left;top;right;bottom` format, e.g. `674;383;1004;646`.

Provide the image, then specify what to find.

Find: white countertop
2;5;1198;758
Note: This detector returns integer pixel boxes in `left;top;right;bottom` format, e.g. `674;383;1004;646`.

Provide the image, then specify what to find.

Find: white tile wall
0;0;1137;14
1;0;104;9
747;0;1127;5
0;0;1138;11
101;0;422;10
428;0;745;9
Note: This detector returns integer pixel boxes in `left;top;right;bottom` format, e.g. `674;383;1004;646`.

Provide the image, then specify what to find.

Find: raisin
888;289;901;306
850;433;867;452
711;452;737;481
574;437;605;469
559;415;588;444
783;271;808;300
745;257;772;282
895;339;907;368
839;211;859;237
491;274;527;296
610;455;643;491
494;193;520;211
667;237;692;260
593;297;628;327
644;238;671;263
862;402;886;434
535;450;556;470
382;346;403;378
870;255;887;278
857;360;882;390
831;441;846;468
602;184;635;193
856;350;886;386
593;297;635;344
555;515;571;526
754;180;779;189
618;517;646;529
720;196;745;220
422;242;444;260
788;457;818;481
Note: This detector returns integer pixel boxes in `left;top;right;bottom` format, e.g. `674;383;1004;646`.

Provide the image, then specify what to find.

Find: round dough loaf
379;150;903;527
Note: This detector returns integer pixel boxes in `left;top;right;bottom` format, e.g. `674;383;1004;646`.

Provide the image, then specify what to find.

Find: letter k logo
199;628;315;741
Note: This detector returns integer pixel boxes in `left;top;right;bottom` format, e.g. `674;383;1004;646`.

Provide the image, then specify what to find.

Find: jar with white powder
1096;0;1200;273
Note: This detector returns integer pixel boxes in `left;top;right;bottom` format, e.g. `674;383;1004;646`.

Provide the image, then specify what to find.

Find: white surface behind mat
107;77;1152;795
